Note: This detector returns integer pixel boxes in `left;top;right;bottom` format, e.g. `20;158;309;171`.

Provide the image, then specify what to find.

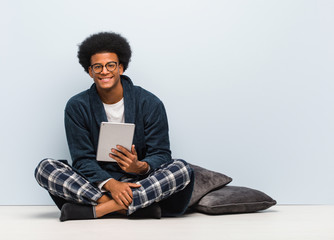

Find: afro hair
77;32;132;73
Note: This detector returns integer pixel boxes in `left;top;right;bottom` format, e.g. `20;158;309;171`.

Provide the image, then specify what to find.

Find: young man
35;32;194;221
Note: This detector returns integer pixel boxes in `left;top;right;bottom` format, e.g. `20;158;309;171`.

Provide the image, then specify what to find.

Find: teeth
100;77;113;83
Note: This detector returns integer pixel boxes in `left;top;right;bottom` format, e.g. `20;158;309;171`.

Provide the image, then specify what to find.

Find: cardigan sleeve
141;100;172;171
64;100;112;185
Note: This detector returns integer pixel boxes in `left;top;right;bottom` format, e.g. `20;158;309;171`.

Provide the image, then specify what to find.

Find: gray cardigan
64;75;172;184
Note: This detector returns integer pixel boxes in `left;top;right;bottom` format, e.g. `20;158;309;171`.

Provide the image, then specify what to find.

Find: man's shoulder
65;87;91;111
132;86;167;118
123;75;159;101
133;85;163;105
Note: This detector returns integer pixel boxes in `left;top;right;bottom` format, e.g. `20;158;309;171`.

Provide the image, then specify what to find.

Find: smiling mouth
99;77;113;83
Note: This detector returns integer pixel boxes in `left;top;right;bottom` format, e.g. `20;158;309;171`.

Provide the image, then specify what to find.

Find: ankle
95;199;125;218
97;194;112;204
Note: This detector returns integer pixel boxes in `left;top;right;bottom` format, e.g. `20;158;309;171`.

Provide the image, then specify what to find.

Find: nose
100;65;109;75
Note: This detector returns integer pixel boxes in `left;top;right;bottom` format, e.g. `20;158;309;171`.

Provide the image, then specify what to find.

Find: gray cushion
195;186;276;214
188;164;232;207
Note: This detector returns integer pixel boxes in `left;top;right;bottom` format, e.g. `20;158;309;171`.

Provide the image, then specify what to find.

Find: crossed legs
35;158;192;221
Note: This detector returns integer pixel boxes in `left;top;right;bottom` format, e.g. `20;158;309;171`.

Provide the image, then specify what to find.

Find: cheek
91;73;99;80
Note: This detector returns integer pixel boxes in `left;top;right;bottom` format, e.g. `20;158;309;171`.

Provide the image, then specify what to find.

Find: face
89;52;124;93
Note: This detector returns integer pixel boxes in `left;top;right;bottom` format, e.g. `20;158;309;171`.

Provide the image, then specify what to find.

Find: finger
123;191;133;204
111;148;126;158
116;161;128;171
109;152;120;161
116;161;127;169
109;154;127;167
131;145;138;156
111;149;132;164
116;145;132;158
120;194;131;207
128;182;141;188
126;186;133;198
110;151;130;165
109;152;124;162
120;187;133;206
115;196;127;209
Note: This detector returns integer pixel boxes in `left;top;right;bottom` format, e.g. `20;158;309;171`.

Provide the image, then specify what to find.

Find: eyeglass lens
92;62;117;73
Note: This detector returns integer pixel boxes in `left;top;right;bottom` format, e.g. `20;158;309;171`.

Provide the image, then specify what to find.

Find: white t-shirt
98;98;125;191
103;98;125;123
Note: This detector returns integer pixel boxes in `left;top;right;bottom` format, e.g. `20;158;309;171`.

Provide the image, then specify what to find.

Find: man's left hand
110;145;149;174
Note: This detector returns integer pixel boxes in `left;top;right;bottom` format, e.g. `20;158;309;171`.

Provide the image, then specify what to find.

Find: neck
96;84;123;104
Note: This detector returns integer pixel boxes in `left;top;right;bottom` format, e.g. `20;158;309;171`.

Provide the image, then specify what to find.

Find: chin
97;82;116;90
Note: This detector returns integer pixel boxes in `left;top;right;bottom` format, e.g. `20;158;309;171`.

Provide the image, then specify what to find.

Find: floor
1;205;333;240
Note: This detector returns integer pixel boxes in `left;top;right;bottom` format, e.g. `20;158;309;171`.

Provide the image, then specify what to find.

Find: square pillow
195;186;276;214
188;164;232;207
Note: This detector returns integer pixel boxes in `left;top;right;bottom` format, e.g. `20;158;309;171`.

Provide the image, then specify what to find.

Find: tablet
96;122;135;162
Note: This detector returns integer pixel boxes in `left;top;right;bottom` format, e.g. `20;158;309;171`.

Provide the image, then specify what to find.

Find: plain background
0;0;333;205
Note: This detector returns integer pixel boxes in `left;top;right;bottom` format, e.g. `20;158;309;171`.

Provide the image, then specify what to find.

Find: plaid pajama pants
34;158;192;215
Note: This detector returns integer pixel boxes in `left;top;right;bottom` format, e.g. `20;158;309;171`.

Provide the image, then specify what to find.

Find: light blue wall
1;0;333;205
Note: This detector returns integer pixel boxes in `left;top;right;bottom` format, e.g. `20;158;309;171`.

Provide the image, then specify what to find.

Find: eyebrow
91;61;117;66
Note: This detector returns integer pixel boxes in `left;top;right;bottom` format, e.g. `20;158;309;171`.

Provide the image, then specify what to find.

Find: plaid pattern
126;159;192;215
34;159;102;205
34;159;192;214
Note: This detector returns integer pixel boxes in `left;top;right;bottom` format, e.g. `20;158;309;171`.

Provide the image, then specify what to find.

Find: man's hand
103;178;141;209
110;145;149;174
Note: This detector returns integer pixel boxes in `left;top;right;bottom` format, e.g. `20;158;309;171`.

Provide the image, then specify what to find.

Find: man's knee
35;158;53;178
172;159;193;177
173;159;189;167
34;158;69;184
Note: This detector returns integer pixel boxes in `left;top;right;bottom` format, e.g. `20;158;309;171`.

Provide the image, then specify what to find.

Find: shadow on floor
33;211;59;219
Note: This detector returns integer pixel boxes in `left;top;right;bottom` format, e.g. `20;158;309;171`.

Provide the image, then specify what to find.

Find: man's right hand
103;178;141;209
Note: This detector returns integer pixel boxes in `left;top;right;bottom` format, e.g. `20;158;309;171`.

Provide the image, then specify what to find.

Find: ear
88;66;94;78
119;64;124;75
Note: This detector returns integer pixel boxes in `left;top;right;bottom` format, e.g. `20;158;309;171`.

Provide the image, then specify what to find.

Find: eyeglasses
90;61;118;74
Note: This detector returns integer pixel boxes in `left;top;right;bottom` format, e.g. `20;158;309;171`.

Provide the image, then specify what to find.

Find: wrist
104;178;117;190
137;161;149;175
98;178;112;191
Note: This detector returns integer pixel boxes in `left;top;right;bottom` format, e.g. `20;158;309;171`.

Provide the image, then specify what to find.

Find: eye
107;62;116;68
93;65;102;71
106;62;117;71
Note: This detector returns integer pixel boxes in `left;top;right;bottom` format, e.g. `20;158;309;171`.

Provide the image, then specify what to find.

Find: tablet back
96;122;135;162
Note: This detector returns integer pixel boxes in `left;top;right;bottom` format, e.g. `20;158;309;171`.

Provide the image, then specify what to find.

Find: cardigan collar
88;75;136;126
